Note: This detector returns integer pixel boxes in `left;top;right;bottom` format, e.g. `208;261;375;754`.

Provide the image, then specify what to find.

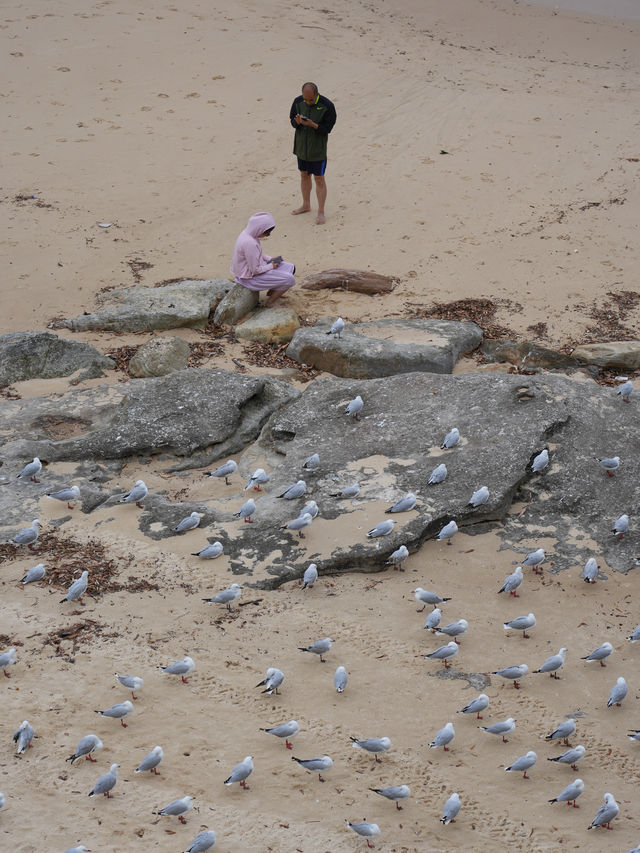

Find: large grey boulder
129;336;191;378
482;339;589;372
235;307;300;344
286;317;482;378
0;331;114;385
63;279;231;332
0;369;299;469
571;341;640;370
213;283;259;326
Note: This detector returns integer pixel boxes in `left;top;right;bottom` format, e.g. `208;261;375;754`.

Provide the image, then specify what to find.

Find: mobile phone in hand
272;255;283;264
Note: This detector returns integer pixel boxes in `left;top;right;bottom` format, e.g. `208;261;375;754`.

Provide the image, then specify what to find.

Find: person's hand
295;114;303;125
272;260;281;269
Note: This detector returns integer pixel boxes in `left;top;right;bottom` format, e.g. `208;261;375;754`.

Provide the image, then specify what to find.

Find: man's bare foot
315;213;326;225
291;206;311;215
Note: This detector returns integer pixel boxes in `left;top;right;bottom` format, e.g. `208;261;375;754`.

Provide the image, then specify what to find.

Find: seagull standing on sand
202;583;242;610
429;722;455;751
206;459;237;485
441;792;461;824
545;718;576;746
119;480;147;507
386;544;409;570
437;520;458;544
547;744;586;770
88;764;119;798
46;485;81;509
291;755;333;782
505;751;537;779
224;756;253;789
60;570;88;604
498;566;523;597
492;664;528;689
350;736;392;762
17;457;42;483
582;642;613;666
522;548;545;575
425;608;441;631
435;619;468;644
94;701;133;728
503;613;536;638
183;830;217;852
581;557;598;583
135;745;163;774
114;672;143;700
299;637;332;662
587;792;619;830
281;512;313;538
607;676;627;707
425;641;459;668
549;778;584;807
13;720;34;754
370;785;410;810
261;720;299;749
12;519;41;548
347;820;381;847
159;656;195;684
334;665;348;693
458;694;489;719
534;648;567;679
414;587;451;611
256;667;285;695
480;717;516;743
155;795;194;823
302;564;318;589
66;734;103;764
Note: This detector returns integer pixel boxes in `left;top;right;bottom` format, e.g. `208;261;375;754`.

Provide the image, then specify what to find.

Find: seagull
386;545;409;570
298;500;319;519
94;701;133;728
385;493;417;513
437;520;458;544
159;656;195;684
302;453;320;471
245;468;270;491
135;745;163;775
255;667;284;695
17;457;42;483
60;570;88;604
503;613;536;639
66;734;103;764
12;519;41;548
498;566;523;597
429;722;455;751
224;756;253;789
441;427;460;449
302;564;318;589
424;608;441;631
414;588;451;611
277;480;307;500
505;750;537;779
587;792;619;830
205;459;237;485
260;720;299;749
425;641;458;669
441;792;461;824
155;795;194;823
612;514;629;539
468;486;489;507
20;563;46;585
545;718;576;746
202;583;242;610
435;619;468;644
607;676;627;708
334;666;348;693
174;511;202;533
327;317;345;338
114;672;144;700
492;664;528;689
345;395;363;420
65;847;90;853
598;456;620;477
46;485;81;509
581;557;598;583
191;542;223;559
479;717;515;743
299;637;332;662
330;482;361;498
546;744;586;770
347;821;380;848
531;448;549;473
428;464;447;485
522;548;545;575
366;519;394;538
281;512;313;538
582;641;613;667
534;648;567;679
234;498;256;523
13;720;34;754
369;785;410;810
549;778;584;808
457;693;489;720
119;480;147;507
88;763;119;798
627;625;640;643
350;736;392;762
628;730;640;742
617;380;633;402
183;830;217;852
292;755;333;782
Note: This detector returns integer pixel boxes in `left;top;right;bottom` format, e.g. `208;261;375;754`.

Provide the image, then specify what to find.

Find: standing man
290;82;336;225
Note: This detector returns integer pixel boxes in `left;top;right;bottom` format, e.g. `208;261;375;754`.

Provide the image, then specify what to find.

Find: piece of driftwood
301;269;397;295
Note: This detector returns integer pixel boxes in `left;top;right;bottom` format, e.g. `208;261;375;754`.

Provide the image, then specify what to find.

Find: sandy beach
1;1;640;851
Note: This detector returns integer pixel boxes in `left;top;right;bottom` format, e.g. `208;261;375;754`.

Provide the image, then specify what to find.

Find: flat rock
482;339;588;372
63;278;231;332
571;340;640;370
286;317;482;378
129;336;191;378
235;308;300;344
213;282;259;326
0;331;114;385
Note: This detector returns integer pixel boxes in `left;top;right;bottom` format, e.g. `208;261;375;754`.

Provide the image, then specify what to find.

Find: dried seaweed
104;344;139;374
401;297;520;340
189;341;224;366
241;341;319;382
0;384;21;400
127;258;153;283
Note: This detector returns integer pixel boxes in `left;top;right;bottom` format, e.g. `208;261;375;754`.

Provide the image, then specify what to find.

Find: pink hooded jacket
230;212;275;280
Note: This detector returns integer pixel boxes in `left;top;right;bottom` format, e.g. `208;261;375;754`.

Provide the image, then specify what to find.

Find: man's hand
295;114;303;125
298;115;318;129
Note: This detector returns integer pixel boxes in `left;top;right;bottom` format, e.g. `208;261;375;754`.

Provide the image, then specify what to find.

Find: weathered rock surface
301;269;397;295
63;279;231;332
0;331;114;385
213;282;259;326
571;340;640;370
129;336;191;378
482;339;589;372
0;370;299;469
286;317;482;378
235;308;300;344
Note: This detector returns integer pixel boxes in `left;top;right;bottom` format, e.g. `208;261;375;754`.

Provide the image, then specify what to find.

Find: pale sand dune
1;1;640;851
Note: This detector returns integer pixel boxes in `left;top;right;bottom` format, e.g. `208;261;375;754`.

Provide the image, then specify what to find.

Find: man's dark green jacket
289;94;337;162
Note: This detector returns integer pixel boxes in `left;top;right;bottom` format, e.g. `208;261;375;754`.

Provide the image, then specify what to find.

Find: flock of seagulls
2;370;638;850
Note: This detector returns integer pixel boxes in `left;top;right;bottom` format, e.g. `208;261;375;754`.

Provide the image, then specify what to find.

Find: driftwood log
301;269;397;295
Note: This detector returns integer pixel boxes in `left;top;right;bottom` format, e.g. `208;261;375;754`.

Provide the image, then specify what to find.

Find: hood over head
245;211;276;238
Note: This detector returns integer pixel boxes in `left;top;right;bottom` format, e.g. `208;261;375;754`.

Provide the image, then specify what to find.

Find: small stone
129;337;191;378
235;308;300;344
213;283;259;326
571;341;640;370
